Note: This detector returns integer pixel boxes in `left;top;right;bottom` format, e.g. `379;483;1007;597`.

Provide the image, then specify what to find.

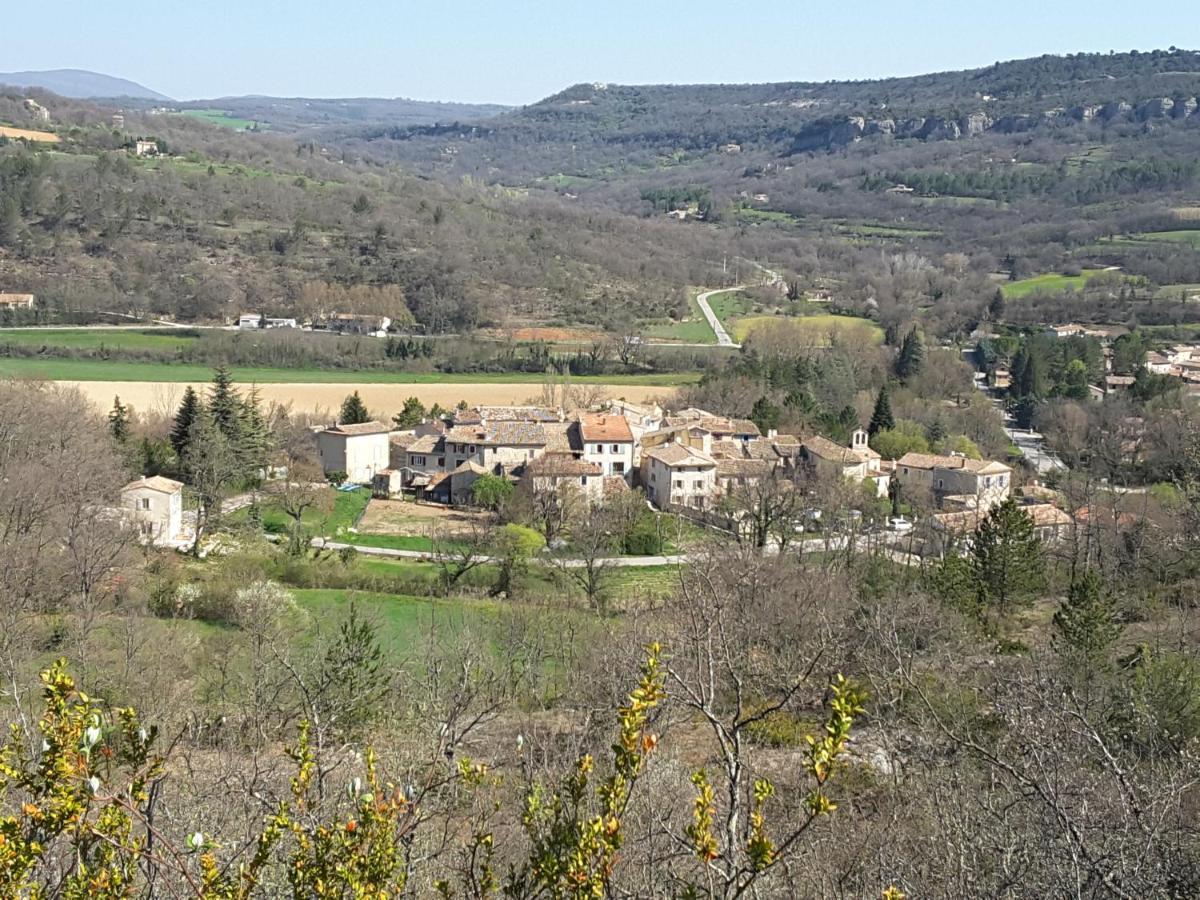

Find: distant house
0;293;35;310
315;313;392;337
523;452;604;502
133;139;159;157
1105;374;1136;394
237;313;298;330
929;502;1072;555
316;421;391;483
800;430;891;497
608;399;663;446
371;469;404;499
579;413;635;481
894;452;1011;511
641;442;717;511
120;476;184;546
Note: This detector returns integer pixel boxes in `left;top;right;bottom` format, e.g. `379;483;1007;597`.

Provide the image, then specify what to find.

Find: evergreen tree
1052;568;1121;662
170;386;200;458
970;498;1046;622
750;396;781;434
208;366;241;440
339;391;371;425
108;396;129;443
895;327;925;382
867;385;895;436
926;418;947;447
988;289;1005;321
392;396;426;429
235;389;272;481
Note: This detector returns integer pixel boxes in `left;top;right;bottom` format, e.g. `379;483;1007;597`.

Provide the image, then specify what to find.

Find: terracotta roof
934;503;1071;533
121;475;184;494
525;452;602;477
897;452;1010;475
643;443;716;468
451;460;489;476
579;413;634;443
602;475;631;497
389;431;418;449
322;421;390;436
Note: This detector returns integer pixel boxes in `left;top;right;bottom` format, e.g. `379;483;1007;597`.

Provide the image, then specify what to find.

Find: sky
5;0;1196;105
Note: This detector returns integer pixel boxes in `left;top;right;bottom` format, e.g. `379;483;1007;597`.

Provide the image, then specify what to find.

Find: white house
641;443;717;510
894;452;1011;511
523;452;604;503
317;421;391;483
120;476;184;546
579;413;635;481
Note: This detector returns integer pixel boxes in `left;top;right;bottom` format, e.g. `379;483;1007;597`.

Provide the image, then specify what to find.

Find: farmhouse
316;421;391;483
523;452;604;502
579;412;635;480
641;442;717;511
119;476;185;546
0;293;35;310
894;452;1011;511
800;430;890;497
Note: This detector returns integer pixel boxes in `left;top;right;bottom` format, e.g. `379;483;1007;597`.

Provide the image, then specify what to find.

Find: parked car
887;517;913;533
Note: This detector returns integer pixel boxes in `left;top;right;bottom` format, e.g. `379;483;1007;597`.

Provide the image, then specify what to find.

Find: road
694;286;741;348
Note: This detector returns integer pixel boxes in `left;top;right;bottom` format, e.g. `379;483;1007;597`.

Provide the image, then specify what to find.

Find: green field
235;487;370;536
733;314;884;344
0;328;199;351
833;221;941;239
180;109;261;131
643;292;717;344
0;357;700;386
1001;269;1109;298
707;290;753;325
1134;230;1200;247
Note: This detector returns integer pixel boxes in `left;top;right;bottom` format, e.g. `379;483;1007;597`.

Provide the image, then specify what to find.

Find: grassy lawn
706;290;752;326
343;532;440;553
733;314;884;344
0;356;700;386
1001;270;1108;298
643;293;717;344
0;328;199;351
237;487;370;536
180;109;261;130
734;208;797;225
833;221;941;239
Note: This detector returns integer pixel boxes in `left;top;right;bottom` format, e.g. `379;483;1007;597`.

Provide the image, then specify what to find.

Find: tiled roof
526;452;602;477
406;434;444;455
897;452;1010;474
603;475;631;497
802;435;864;464
389;431;418;449
476;406;562;422
322;421;390;436
121;476;184;494
579;413;634;442
643;443;716;468
444;422;547;446
935;503;1071;533
716;458;772;478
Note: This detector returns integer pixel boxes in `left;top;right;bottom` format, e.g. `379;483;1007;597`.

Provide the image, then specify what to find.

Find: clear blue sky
6;0;1195;105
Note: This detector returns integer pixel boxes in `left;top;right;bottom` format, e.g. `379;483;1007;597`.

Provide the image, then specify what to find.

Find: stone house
316;421;391;483
799;430;890;497
119;476;184;546
578;413;635;481
894;452;1011;511
641;443;717;511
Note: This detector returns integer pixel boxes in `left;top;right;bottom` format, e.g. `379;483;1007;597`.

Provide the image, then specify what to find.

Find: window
649;472;656;482
581;476;588;486
694;480;704;490
138;497;150;510
412;455;425;466
469;444;476;453
903;467;909;475
611;444;620;453
613;462;625;475
674;479;684;489
437;457;445;467
936;478;944;489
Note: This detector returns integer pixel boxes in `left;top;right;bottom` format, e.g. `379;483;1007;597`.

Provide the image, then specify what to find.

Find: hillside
172;95;511;132
0;68;171;100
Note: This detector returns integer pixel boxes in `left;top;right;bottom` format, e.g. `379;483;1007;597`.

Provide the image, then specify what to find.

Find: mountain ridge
0;68;171;101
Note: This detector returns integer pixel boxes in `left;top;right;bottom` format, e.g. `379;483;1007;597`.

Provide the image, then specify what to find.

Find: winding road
695;286;742;348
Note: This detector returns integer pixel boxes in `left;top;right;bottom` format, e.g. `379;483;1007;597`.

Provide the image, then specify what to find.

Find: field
0;328;198;351
52;379;678;417
0;125;60;142
1001;269;1108;298
732;314;884;344
1133;230;1200;247
179;109;261;130
508;326;606;342
643;293;717;344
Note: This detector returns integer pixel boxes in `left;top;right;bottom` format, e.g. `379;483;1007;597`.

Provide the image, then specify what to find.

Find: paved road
695;286;742;348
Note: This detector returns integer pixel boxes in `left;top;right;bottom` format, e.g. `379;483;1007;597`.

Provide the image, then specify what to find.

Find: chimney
767;428;778;439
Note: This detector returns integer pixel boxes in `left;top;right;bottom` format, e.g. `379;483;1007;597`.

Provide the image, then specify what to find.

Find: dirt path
62;380;677;419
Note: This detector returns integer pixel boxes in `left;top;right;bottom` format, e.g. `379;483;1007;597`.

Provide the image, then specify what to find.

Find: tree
1052;568;1120;663
1059;358;1092;401
895;326;925;382
339;391;371;425
170;386;200;458
431;519;493;592
970;498;1046;622
871;421;928;459
750;396;781;434
492;523;544;597
867;384;895;436
553;507;622;613
727;472;800;550
391;395;426;429
208;365;241;439
108;395;130;443
272;462;332;555
182;414;241;557
988;288;1006;321
471;474;514;512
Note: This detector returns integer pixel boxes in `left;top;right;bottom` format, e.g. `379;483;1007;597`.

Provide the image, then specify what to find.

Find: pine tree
868;385;895;436
170;386;200;458
1052;569;1120;662
392;396;426;429
750;396;781;434
339;391;371;425
895;327;925;382
235;389;272;481
988;289;1005;321
926;418;947;447
108;396;129;443
208;366;242;440
970;498;1046;622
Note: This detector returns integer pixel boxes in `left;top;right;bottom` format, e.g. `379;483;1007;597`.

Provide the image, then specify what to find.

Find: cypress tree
339;391;371;425
970;498;1046;622
236;389;272;480
868;385;895;436
895;327;925;382
108;396;130;443
1052;568;1120;662
170;386;200;457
